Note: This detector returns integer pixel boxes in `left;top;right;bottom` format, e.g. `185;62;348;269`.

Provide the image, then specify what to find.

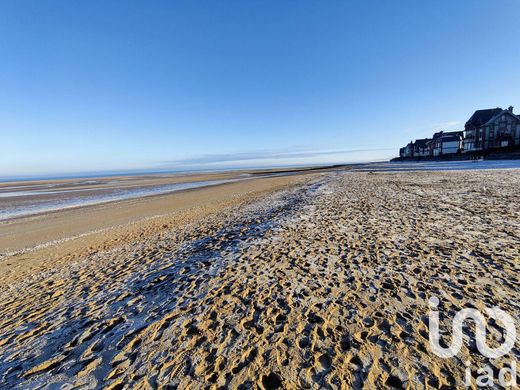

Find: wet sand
0;173;312;283
0;172;253;221
0;169;519;388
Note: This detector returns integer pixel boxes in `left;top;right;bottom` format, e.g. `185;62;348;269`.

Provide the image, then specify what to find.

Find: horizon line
0;159;393;183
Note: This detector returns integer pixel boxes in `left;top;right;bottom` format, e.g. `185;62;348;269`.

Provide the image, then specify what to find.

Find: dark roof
433;130;463;139
444;131;463;137
414;138;431;148
465;108;503;129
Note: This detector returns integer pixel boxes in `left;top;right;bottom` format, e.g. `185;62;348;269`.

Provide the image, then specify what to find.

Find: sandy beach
0;169;519;388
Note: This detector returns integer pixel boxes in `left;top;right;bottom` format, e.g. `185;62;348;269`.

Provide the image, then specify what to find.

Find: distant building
431;131;463;156
432;130;464;140
403;141;414;158
463;106;520;153
396;105;520;159
413;138;432;157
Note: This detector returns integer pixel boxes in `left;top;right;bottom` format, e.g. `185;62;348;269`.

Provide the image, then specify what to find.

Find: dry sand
0;169;519;389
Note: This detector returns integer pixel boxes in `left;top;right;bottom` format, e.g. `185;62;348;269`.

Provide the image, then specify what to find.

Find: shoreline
0;177;248;222
0;166;350;222
0;172;319;286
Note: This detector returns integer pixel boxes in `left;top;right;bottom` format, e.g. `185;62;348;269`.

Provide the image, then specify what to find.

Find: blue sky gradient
1;1;519;177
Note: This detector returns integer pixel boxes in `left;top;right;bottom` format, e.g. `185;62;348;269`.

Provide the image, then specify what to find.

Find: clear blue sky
1;1;519;177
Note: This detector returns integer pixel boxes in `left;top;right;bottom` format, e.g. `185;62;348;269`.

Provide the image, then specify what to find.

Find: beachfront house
463;106;520;153
403;141;414;157
396;105;520;159
413;138;432;157
431;131;463;156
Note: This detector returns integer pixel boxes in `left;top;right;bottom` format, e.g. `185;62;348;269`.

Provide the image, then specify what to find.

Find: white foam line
0;178;245;221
